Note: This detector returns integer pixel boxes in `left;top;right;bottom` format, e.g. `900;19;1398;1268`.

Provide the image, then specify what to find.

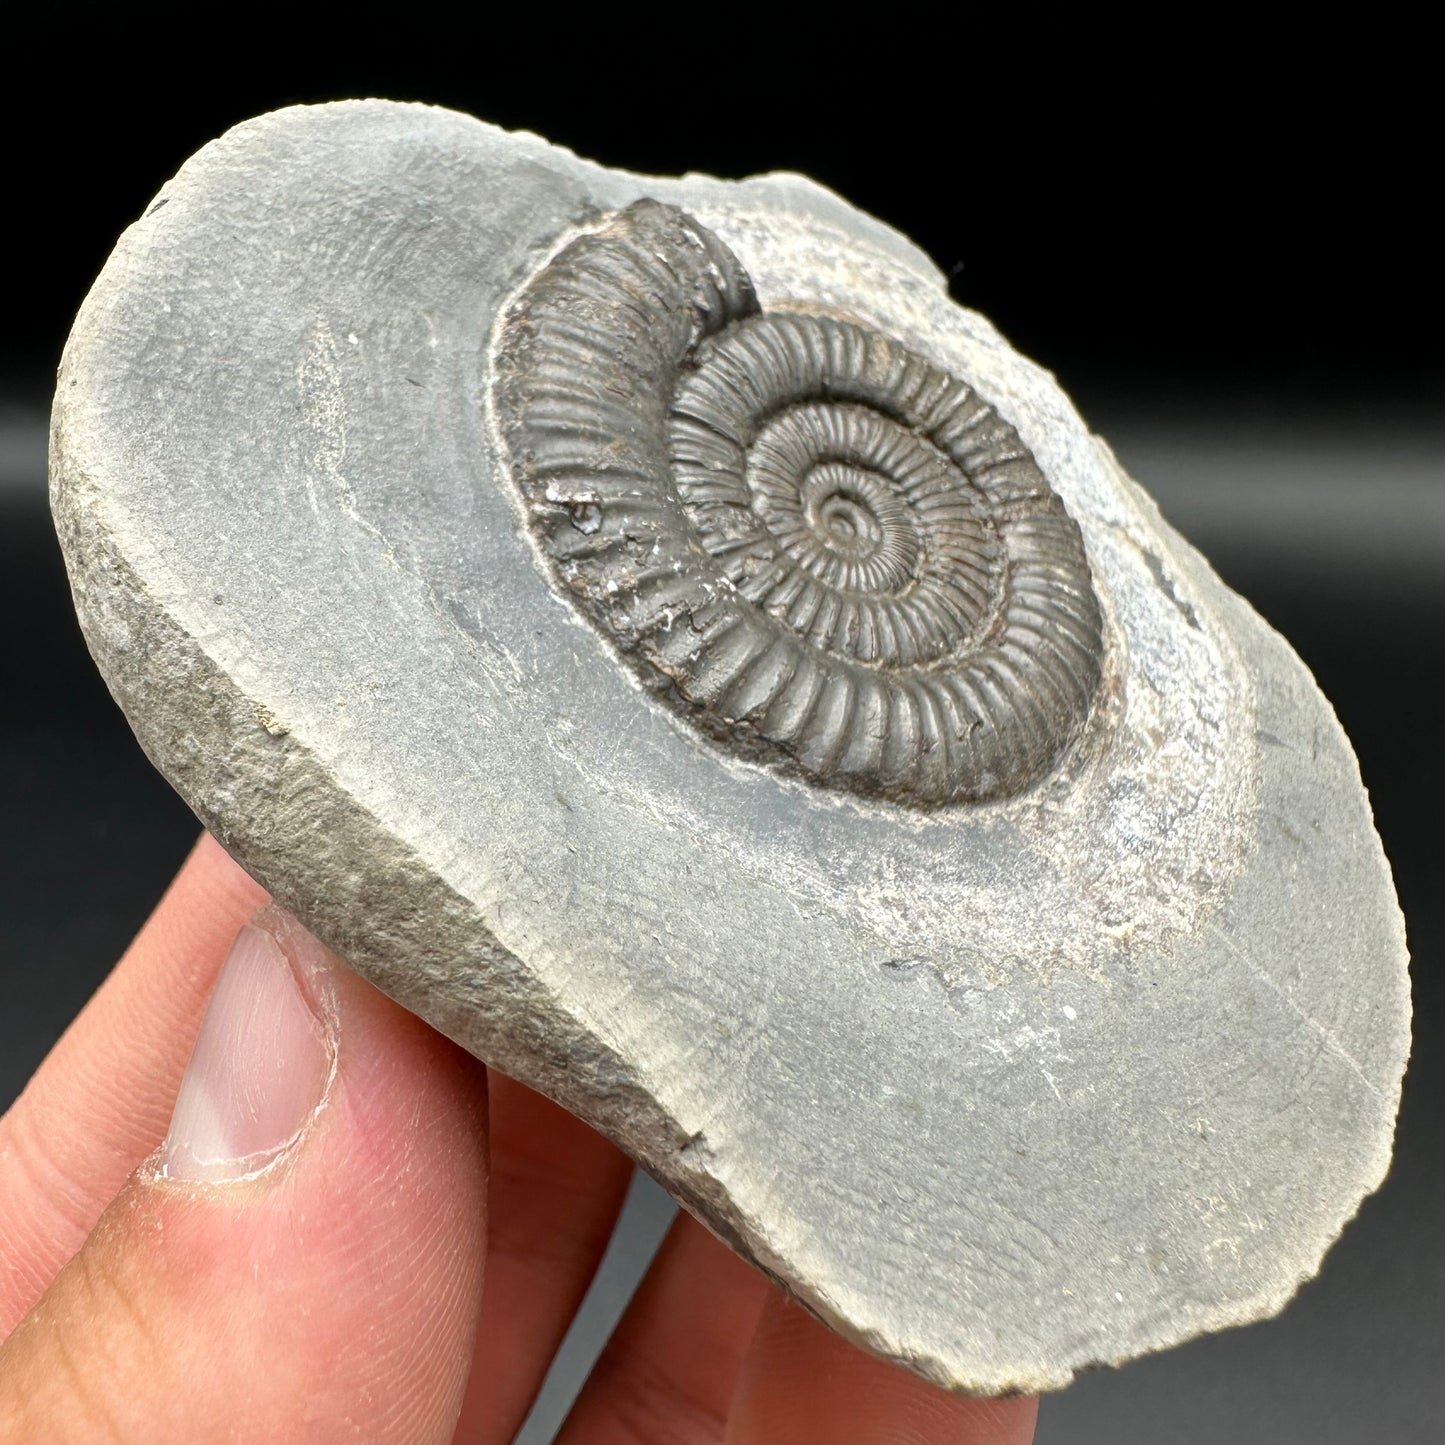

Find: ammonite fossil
495;200;1104;805
51;102;1409;1396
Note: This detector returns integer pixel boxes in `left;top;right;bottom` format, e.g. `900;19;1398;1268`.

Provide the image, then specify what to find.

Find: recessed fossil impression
495;201;1104;805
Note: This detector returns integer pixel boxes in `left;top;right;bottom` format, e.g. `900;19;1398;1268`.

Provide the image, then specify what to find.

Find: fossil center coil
494;199;1105;805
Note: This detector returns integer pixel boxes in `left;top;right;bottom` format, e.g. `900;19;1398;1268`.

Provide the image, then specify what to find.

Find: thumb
0;906;489;1444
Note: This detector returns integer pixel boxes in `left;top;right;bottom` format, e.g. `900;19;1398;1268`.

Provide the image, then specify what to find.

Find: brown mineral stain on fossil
494;199;1106;807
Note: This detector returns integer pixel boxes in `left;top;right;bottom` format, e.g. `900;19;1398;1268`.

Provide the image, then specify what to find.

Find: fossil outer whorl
495;200;1105;805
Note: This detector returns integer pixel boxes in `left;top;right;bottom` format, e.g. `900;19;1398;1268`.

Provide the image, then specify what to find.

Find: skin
0;834;1038;1443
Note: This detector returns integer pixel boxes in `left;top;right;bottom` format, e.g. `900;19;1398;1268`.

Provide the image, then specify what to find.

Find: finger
556;1212;771;1444
452;1072;632;1443
0;906;489;1444
726;1295;1038;1445
0;833;267;1335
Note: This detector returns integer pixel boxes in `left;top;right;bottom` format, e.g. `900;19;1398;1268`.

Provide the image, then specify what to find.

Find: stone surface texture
51;101;1410;1394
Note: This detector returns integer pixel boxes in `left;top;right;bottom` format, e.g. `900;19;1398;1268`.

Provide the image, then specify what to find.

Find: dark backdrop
3;11;1440;1442
5;10;1439;420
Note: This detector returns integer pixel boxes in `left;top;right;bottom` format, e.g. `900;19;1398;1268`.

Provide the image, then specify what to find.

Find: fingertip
0;908;491;1444
0;834;272;1335
727;1295;1038;1445
143;832;270;952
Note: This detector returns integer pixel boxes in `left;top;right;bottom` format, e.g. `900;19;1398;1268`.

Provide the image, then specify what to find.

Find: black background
5;11;1439;419
2;10;1440;1442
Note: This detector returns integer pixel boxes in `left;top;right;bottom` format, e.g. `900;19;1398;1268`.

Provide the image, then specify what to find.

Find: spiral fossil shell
495;201;1105;805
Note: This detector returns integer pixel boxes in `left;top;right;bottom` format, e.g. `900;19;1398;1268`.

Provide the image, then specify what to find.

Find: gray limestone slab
50;100;1410;1394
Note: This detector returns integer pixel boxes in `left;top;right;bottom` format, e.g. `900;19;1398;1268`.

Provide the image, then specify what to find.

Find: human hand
0;834;1038;1443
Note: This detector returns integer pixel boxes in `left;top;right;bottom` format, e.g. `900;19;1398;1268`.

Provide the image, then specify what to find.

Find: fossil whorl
494;200;1105;805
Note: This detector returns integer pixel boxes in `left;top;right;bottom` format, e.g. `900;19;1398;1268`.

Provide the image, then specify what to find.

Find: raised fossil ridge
495;200;1105;805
